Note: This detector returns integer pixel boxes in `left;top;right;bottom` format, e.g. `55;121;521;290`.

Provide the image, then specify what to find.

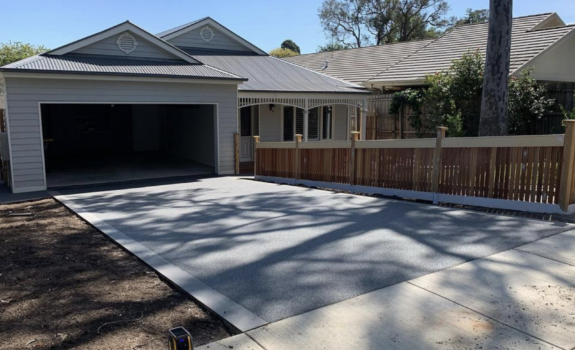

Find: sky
0;0;574;54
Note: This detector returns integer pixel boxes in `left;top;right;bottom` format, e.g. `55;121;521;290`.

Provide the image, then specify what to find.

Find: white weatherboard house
0;18;368;193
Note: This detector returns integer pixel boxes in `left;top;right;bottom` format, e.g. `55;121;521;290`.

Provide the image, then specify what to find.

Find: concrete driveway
55;177;572;328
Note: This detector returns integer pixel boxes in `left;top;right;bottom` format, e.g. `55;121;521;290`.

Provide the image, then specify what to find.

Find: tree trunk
479;0;513;136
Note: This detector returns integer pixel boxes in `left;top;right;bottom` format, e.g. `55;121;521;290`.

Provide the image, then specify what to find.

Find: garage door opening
41;103;216;188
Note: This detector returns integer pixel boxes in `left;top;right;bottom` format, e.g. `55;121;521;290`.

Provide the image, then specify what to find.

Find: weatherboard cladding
5;78;238;190
283;40;433;84
369;14;575;84
166;25;253;53
191;55;367;93
2;54;245;80
73;32;179;60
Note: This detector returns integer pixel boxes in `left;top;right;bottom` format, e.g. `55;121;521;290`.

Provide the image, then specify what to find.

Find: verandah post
559;120;575;212
431;126;448;204
253;136;260;177
234;132;240;175
295;134;302;180
350;131;360;186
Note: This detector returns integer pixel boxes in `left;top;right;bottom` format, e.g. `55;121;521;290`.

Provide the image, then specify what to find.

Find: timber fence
254;121;575;214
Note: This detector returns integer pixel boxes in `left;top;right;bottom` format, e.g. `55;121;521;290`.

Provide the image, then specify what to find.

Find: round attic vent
116;32;138;54
200;26;214;42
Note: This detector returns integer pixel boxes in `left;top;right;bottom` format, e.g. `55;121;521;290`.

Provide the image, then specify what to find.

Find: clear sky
0;0;574;54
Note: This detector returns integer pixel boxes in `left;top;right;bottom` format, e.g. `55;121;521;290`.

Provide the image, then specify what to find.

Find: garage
41;103;217;188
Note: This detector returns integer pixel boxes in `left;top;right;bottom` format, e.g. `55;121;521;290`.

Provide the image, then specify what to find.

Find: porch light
269;104;275;112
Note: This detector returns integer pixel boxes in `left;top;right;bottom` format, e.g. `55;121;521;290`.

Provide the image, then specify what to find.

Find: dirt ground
0;198;231;349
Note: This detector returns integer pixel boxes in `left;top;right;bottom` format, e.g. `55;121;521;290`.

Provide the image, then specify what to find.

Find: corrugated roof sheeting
369;14;575;83
283;40;433;84
193;55;367;93
2;54;245;80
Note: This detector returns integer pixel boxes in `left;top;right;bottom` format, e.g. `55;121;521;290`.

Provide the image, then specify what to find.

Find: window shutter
295;108;304;135
308;108;319;140
283;106;294;141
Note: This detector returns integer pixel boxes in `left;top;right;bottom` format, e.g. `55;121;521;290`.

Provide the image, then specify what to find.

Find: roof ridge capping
157;17;268;56
44;20;203;65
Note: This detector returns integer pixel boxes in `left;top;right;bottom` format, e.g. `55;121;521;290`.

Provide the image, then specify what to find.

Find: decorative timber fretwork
238;97;366;110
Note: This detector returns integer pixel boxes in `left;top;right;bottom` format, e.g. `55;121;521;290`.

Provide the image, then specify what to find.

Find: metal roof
0;54;246;81
190;54;368;93
283;40;433;84
368;13;575;85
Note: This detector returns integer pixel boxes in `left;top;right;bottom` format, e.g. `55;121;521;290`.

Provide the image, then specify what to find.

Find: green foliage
0;41;49;66
391;51;554;137
269;47;300;58
560;91;575;120
317;42;349;52
281;39;301;54
507;68;555;135
447;8;488;31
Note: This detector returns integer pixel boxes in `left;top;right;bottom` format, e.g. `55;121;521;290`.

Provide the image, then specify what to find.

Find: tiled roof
0;54;246;81
191;54;368;93
283;40;433;84
368;13;575;84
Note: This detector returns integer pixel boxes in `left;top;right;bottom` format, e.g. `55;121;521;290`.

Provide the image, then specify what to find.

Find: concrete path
198;228;575;350
54;177;573;332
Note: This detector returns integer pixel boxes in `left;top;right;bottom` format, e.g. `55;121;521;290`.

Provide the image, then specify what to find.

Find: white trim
529;13;566;31
1;72;244;85
160;18;268;56
49;22;201;64
34;101;220;189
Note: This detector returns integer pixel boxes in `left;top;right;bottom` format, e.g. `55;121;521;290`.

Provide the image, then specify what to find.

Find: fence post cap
295;134;303;137
436;126;448;130
253;135;260;142
351;131;361;134
563;119;575;124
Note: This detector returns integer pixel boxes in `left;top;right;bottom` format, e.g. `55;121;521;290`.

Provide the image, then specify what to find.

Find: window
322;106;332;140
283;106;294;141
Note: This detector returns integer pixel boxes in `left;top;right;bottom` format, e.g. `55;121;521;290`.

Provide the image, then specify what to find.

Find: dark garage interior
41;103;216;188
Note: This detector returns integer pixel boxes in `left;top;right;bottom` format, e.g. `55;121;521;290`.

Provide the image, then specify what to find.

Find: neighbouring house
285;13;575;138
0;17;369;193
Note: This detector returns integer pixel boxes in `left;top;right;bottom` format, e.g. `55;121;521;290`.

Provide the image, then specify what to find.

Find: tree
281;40;301;54
269;48;299;58
478;0;513;136
448;8;489;30
318;0;450;48
0;41;49;66
317;42;350;52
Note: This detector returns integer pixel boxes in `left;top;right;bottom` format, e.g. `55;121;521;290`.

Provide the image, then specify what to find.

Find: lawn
0;198;230;349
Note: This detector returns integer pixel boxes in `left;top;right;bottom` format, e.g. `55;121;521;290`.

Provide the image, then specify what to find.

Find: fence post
559;120;575;211
431;126;448;204
350;131;360;186
295;134;302;180
253;136;260;177
234;133;240;175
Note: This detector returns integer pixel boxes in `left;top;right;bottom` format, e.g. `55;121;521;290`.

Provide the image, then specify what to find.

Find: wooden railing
255;121;575;214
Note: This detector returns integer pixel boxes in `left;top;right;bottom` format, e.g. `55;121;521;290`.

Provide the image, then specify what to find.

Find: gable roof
0;54;246;81
191;54;368;93
367;13;575;87
283;39;433;84
47;21;202;65
157;17;268;56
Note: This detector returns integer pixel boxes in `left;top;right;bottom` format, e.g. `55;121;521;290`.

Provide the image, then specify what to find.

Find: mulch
0;198;231;349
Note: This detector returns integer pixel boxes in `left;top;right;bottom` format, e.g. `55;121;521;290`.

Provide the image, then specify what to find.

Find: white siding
74;31;181;60
333;105;349;140
5;77;238;192
526;34;575;83
166;26;252;52
259;104;281;142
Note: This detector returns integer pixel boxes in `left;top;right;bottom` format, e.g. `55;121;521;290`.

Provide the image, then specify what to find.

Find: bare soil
0;198;231;349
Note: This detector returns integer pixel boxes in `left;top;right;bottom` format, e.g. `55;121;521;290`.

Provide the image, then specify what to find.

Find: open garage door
41;103;216;188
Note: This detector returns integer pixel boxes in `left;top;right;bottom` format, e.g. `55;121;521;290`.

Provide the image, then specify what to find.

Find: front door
240;107;253;162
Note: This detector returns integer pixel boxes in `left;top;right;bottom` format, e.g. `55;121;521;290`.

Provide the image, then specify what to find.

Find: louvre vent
201;26;214;42
295;108;304;135
283;106;294;141
116;32;138;54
